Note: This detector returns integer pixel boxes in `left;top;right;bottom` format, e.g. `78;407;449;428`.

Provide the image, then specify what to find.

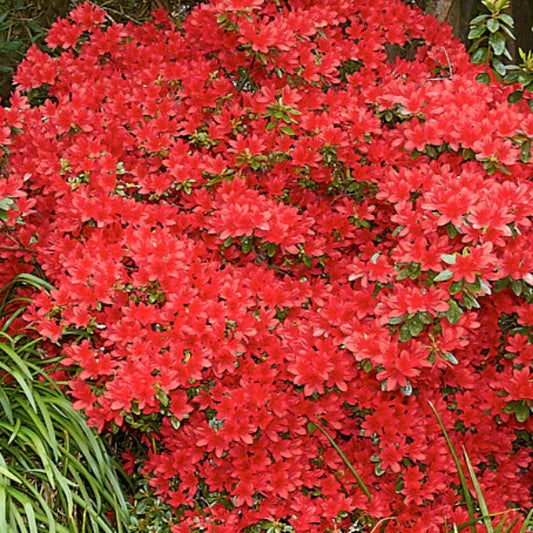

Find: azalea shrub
1;0;532;531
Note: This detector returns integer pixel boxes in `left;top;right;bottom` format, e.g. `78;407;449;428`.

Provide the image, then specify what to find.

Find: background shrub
0;0;203;103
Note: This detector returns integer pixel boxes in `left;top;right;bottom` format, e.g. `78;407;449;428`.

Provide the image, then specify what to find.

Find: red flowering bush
1;0;532;530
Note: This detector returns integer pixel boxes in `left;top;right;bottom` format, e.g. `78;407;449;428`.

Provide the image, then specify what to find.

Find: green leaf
508;90;523;103
392;225;404;237
510;280;523;296
441;254;457;265
520;139;531;163
0;198;15;211
503;400;530;423
500;25;515;41
442;351;459;365
450;280;463;295
370;252;381;264
399;324;412;342
478;278;492;295
462;292;480;309
468;25;487;40
493;57;507;76
471;47;488;64
389;315;405;325
511;401;530;423
280;126;294;136
446;299;462;324
408;316;424;337
470;14;490;25
0;466;22;484
241;238;253;254
434;269;454;282
396;268;410;281
489;32;507;56
493;277;509;292
497;14;514;27
400;379;413;397
418;312;433;325
487;18;500;33
518;71;533;85
7;273;54;293
476;72;491;84
465;277;482;294
267;243;277;257
408;262;421;280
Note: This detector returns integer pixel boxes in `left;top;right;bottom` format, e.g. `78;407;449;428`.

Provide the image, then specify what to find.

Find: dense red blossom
1;0;532;530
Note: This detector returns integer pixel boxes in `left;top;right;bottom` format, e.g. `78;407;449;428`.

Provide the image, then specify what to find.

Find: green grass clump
0;273;132;532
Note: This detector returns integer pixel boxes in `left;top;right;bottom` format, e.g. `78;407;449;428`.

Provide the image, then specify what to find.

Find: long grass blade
0;464;22;484
0;387;14;425
1;273;55;293
428;401;476;533
463;447;493;533
314;418;372;500
7;417;21;445
519;508;533;533
0;364;37;412
23;500;38;533
498;517;519;533
0;480;6;532
456;511;517;531
0;305;26;331
32;393;60;459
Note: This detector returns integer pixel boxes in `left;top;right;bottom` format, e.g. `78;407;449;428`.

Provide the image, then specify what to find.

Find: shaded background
0;0;532;104
0;0;199;103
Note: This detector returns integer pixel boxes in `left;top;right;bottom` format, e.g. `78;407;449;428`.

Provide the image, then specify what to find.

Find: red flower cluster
1;0;532;530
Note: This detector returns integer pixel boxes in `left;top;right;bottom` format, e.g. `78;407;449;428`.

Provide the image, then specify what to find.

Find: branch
426;0;455;23
438;0;455;23
0;245;35;253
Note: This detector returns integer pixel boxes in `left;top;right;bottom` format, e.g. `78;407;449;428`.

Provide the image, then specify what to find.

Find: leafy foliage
469;0;533;113
468;0;516;73
0;273;132;532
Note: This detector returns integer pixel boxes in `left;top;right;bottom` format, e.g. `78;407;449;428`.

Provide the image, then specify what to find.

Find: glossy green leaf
446;299;462;324
508;90;523;103
489;32;507;56
487;18;500;33
434;269;454;282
